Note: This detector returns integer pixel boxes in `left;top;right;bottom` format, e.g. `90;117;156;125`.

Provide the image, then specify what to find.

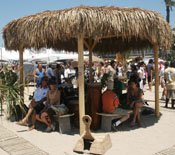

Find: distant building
129;50;154;58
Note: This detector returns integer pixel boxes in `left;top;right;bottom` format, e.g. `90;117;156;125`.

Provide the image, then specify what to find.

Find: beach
0;85;175;155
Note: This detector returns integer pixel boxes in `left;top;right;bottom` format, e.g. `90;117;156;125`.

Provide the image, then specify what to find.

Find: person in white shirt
64;64;70;83
106;60;116;81
137;64;144;90
117;63;123;78
17;76;49;130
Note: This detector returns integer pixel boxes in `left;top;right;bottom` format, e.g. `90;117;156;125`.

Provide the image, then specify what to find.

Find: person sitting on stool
102;80;130;131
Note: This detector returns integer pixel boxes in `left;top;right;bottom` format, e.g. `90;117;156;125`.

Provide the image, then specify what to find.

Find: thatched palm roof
3;6;172;53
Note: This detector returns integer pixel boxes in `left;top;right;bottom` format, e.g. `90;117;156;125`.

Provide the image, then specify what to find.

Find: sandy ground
0;148;8;155
0;85;175;155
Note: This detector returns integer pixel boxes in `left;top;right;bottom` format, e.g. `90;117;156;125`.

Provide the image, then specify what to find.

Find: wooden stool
97;110;132;132
53;113;74;134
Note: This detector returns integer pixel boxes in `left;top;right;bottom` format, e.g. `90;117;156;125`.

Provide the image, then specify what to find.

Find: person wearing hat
5;64;18;86
102;80;130;131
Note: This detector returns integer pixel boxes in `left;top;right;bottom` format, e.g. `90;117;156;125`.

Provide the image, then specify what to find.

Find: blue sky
0;0;174;46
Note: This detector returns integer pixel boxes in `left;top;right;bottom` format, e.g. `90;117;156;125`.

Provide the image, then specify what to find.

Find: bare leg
18;106;33;126
23;107;33;122
148;83;152;91
131;107;137;126
120;114;130;124
40;112;51;127
136;103;143;126
131;102;143;126
29;112;36;130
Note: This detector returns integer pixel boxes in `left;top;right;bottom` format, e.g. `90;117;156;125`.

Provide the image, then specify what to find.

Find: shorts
167;90;175;100
34;103;45;114
161;79;165;88
110;108;128;116
147;76;151;83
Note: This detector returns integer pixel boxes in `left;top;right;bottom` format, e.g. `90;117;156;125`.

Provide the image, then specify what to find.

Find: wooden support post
154;44;160;117
19;45;24;102
78;34;85;135
89;39;93;83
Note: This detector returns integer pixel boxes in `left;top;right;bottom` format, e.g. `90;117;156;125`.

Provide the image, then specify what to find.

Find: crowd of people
1;57;175;132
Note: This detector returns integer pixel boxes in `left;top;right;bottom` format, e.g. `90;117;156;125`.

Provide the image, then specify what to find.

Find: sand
0;85;175;155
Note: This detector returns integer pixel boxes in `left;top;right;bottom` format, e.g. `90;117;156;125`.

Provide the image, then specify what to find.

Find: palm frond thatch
3;6;172;53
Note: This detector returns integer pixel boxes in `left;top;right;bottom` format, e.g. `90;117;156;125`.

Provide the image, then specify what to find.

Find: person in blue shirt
34;64;47;88
47;64;55;79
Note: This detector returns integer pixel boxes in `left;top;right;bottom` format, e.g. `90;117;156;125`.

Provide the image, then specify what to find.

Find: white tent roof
0;47;34;61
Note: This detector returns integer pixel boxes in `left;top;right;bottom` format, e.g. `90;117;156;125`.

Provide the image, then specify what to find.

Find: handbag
50;104;68;115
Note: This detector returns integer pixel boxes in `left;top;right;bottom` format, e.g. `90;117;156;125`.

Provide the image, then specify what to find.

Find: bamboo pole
78;34;85;135
19;45;24;102
154;44;160;117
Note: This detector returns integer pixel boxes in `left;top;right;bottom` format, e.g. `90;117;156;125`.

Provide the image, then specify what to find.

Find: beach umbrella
3;6;172;134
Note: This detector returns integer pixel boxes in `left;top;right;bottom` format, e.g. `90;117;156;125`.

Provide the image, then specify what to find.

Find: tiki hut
3;6;172;134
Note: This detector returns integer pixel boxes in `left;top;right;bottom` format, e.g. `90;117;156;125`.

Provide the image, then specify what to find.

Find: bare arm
34;69;39;79
44;69;48;77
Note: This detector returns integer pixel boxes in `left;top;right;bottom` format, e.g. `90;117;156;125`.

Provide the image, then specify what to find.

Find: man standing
47;64;55;79
35;64;47;88
164;64;175;108
106;60;116;88
146;59;154;91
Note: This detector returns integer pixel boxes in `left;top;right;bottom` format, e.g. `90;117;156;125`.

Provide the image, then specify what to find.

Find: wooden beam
78;34;85;135
91;39;98;51
19;44;24;102
83;40;90;49
154;44;160;117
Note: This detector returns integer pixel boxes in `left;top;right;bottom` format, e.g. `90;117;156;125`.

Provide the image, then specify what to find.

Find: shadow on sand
16;106;162;135
92;106;162;133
